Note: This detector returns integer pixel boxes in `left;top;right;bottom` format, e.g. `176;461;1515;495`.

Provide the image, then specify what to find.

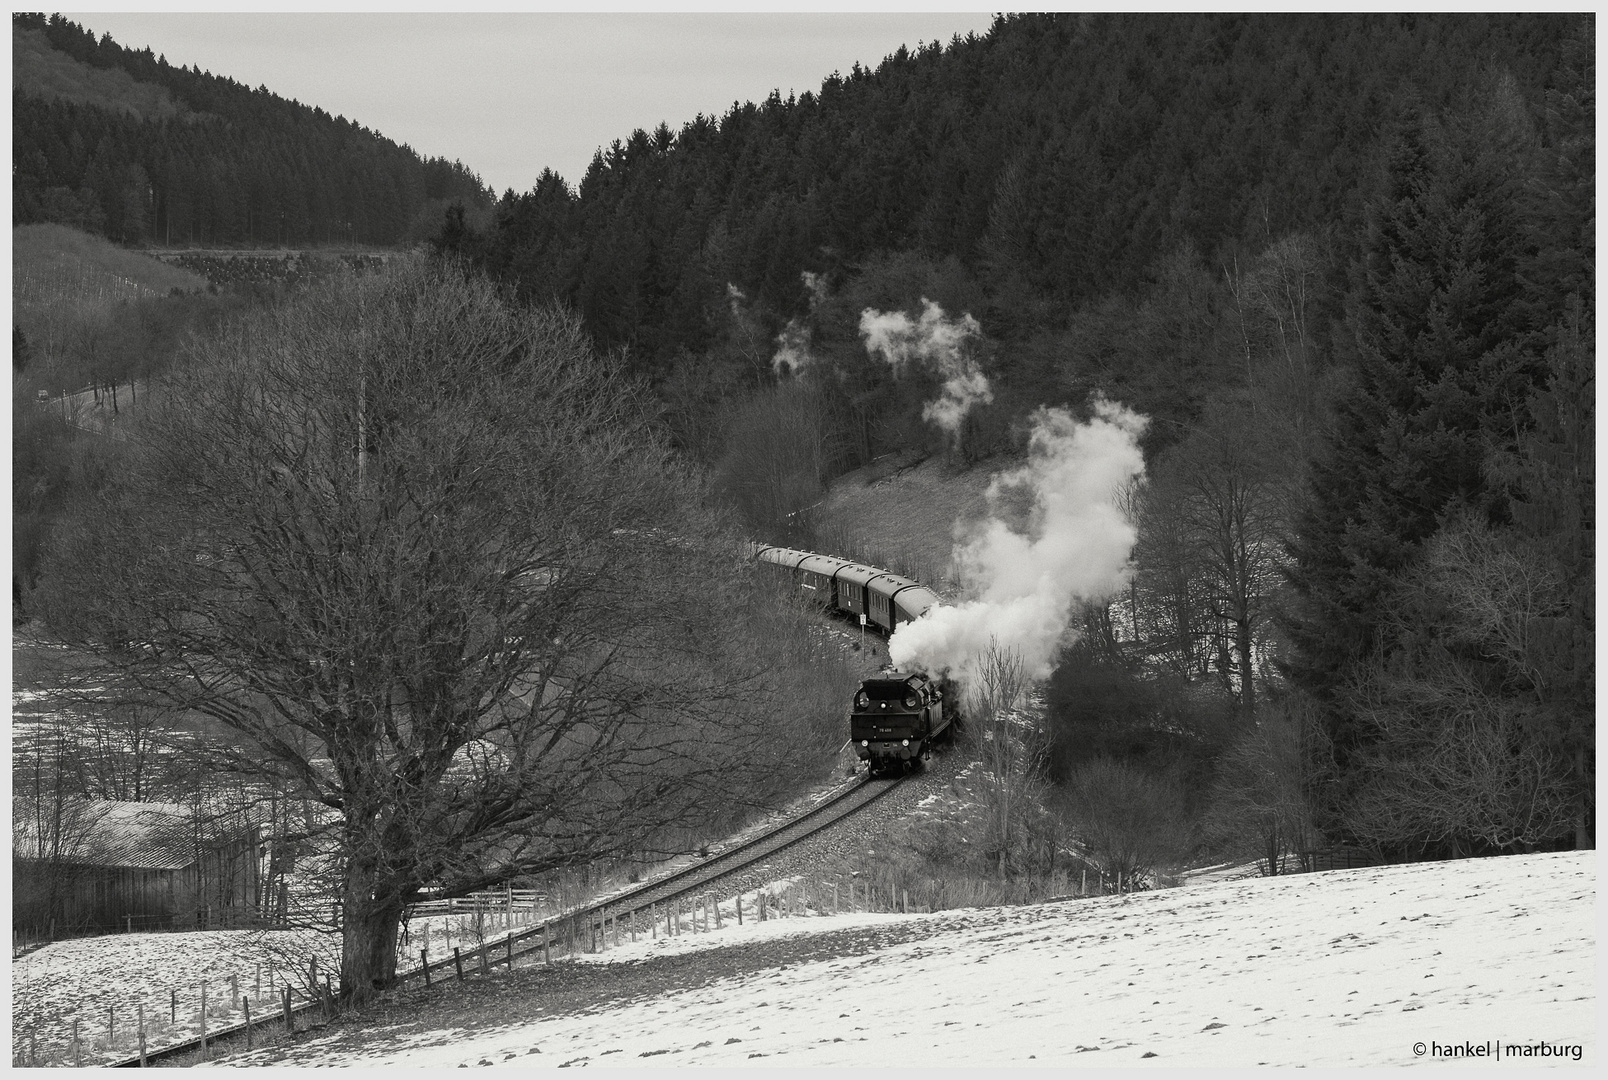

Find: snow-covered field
11;927;340;1065
221;849;1593;1068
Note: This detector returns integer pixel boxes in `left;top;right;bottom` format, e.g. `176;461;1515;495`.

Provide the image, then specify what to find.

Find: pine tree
1281;103;1542;757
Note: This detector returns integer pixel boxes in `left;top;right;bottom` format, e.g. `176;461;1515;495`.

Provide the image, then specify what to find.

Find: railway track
113;771;904;1067
397;771;905;985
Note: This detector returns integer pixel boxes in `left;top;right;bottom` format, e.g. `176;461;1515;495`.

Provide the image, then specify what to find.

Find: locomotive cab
850;670;950;777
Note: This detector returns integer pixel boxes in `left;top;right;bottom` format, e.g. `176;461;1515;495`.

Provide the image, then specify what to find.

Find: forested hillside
12;12;490;247
448;12;1594;867
454;14;1575;358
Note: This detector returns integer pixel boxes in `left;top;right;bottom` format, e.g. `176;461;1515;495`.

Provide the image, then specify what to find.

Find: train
753;545;942;633
754;545;954;777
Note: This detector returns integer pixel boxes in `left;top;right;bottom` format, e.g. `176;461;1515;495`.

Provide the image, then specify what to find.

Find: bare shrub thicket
1203;700;1323;873
1336;511;1582;857
1059;757;1190;887
714;380;832;543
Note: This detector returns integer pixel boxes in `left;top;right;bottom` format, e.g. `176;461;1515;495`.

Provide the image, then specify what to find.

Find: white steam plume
772;319;812;376
889;398;1148;683
859;298;993;438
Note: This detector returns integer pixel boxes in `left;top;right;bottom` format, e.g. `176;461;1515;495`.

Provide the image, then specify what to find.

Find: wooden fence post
715;895;722;930
421;948;431;986
72;1018;80;1067
108;1004;115;1045
138;1003;147;1065
200;983;208;1060
736;893;743;925
453;947;464;981
231;972;240;1009
171;988;177;1024
507;931;515;968
543;924;551;965
282;986;292;1036
243;997;253;1050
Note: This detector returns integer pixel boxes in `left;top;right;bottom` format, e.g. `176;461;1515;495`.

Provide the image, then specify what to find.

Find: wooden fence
403;889;545;919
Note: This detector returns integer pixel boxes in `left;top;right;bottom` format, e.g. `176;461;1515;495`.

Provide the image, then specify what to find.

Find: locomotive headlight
861;740;869;747
901;739;909;747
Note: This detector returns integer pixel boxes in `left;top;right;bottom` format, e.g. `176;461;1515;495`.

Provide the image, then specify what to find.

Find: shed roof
12;798;253;871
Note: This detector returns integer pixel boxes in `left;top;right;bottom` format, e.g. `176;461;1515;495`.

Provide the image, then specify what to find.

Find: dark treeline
451;14;1572;366
12;12;491;248
445;13;1593;867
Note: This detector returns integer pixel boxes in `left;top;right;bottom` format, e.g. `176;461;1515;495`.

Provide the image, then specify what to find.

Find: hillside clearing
816;452;998;596
217;850;1592;1068
13;223;207;300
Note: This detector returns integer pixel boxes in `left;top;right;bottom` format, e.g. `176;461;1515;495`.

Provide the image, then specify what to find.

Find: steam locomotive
755;545;953;776
850;668;952;777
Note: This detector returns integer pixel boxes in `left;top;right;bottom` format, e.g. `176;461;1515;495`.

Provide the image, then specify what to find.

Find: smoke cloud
859;298;993;438
772;319;813;375
888;398;1148;683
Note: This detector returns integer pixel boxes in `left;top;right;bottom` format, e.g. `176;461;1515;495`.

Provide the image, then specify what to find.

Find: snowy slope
222;850;1594;1068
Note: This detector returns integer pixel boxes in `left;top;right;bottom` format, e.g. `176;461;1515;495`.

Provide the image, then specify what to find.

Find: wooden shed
12;798;262;938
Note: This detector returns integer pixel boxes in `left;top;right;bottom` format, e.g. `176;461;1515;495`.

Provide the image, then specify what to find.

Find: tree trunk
339;862;404;1004
1236;613;1255;716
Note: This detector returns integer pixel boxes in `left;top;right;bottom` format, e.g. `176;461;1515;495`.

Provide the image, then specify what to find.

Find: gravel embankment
709;746;965;900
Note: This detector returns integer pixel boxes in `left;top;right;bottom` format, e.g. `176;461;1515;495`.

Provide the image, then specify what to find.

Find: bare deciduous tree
38;260;802;1001
965;639;1049;879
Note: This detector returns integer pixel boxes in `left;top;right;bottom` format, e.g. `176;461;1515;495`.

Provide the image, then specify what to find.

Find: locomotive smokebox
849;669;951;778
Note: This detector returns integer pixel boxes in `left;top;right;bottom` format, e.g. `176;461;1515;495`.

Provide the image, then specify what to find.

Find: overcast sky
61;11;999;196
